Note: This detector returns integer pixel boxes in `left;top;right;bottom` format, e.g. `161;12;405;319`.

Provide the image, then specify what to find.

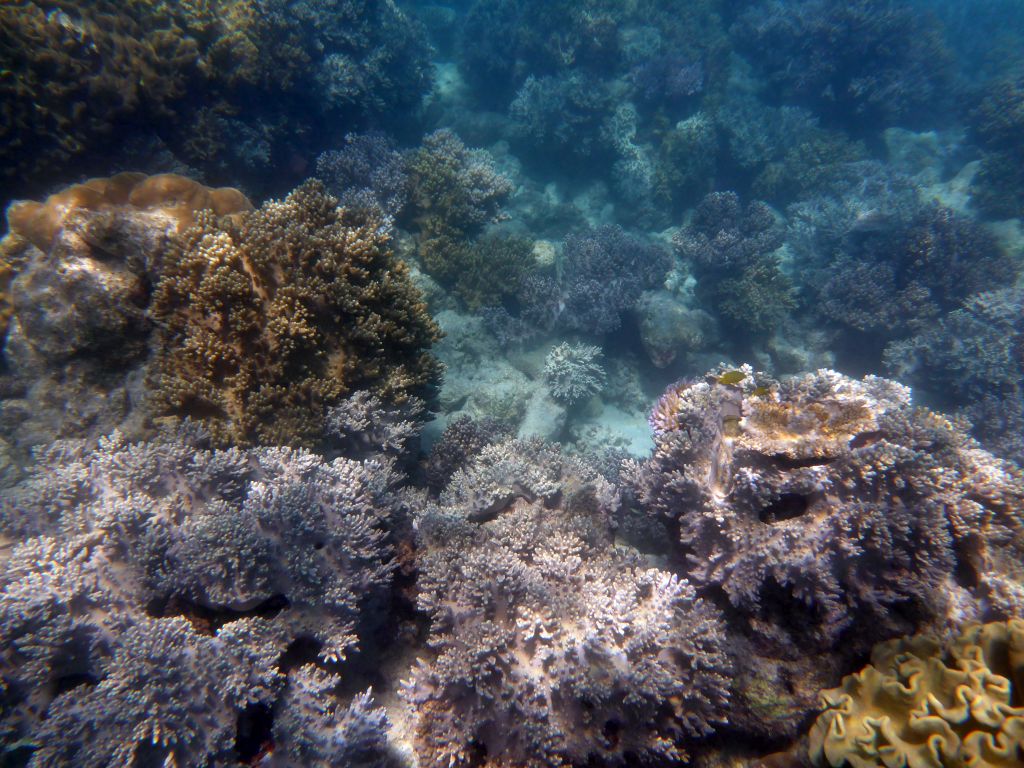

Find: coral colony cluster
2;0;1024;766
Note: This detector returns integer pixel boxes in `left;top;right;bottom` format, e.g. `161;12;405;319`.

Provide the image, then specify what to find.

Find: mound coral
810;619;1024;768
673;192;795;335
627;368;1024;653
150;180;442;448
0;174;252;448
0;425;398;766
405;438;732;766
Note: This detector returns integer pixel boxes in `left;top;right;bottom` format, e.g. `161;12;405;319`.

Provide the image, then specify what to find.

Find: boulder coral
150;180;442;448
627;367;1024;654
810;619;1024;768
405;438;732;767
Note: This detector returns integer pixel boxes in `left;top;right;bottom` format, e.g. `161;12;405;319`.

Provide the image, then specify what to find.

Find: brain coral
627;368;1024;654
0;425;398;766
810;619;1024;768
405;438;732;767
150;180;442;448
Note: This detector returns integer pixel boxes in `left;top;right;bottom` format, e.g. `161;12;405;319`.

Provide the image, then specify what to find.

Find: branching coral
819;204;1017;339
810;619;1024;768
422;234;535;310
672;192;795;336
733;0;953;126
627;368;1024;654
543;342;607;405
316;132;411;220
970;75;1024;219
150;180;442;448
521;225;670;335
405;438;732;766
0;425;398;765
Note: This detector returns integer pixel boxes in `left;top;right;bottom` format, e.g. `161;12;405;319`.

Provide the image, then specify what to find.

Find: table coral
810;619;1024;768
405;438;732;767
150;180;442;448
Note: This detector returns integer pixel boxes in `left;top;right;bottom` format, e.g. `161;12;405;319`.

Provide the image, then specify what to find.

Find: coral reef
970;75;1024;219
522;226;670;335
733;0;953;126
315;132;411;220
0;425;398;766
819;204;1017;340
422;415;514;494
0;174;252;449
150;180;442;448
810;619;1024;768
542;342;607;405
673;192;795;336
422;234;534;310
627;368;1024;654
405;438;732;766
0;0;432;203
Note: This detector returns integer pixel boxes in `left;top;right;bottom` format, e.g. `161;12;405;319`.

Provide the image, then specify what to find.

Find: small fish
849;208;893;234
751;386;772;398
717;370;746;386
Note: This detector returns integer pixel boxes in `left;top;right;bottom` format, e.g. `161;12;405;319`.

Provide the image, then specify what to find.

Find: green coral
422;233;534;309
718;259;798;334
810;619;1024;768
150;180;442;448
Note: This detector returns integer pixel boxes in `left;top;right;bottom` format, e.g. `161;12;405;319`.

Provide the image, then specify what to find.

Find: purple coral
521;226;670;335
629;369;1024;656
405;438;731;766
0;426;398;763
315;132;410;220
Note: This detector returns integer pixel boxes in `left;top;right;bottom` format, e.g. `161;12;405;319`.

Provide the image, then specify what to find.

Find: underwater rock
636;289;718;368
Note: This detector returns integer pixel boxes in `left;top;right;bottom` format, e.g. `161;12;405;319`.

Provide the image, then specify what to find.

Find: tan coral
810;619;1024;768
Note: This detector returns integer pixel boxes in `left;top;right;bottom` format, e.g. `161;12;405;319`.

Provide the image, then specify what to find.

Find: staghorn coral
810;619;1024;768
405;438;732;767
543;342;607;406
627;368;1024;655
422;233;535;310
0;425;398;765
150;180;442;448
422;415;514;495
315;132;411;221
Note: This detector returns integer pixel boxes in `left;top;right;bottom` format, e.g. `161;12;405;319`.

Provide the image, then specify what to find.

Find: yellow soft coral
810;620;1024;768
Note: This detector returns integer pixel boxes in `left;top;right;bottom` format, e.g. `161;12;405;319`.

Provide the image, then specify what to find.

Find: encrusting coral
809;619;1024;768
150;179;442;448
405;438;732;767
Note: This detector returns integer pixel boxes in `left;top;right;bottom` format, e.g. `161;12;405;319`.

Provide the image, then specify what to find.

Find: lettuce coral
810;619;1024;768
150;180;442;448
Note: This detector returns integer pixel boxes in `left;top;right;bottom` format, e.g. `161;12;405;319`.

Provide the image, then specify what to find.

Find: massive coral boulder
629;367;1024;654
0;174;252;452
405;438;732;767
0;426;398;766
150;179;442;448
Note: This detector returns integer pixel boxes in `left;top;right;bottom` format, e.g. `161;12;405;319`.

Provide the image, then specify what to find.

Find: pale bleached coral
404;438;731;767
542;341;607;405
